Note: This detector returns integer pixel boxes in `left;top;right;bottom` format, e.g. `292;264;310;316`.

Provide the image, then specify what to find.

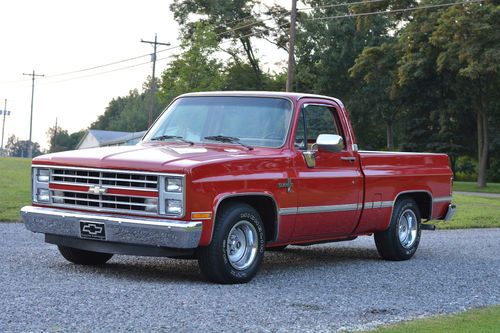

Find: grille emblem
88;185;108;195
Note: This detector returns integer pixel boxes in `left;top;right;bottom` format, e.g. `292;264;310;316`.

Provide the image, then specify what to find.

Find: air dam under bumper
21;206;203;249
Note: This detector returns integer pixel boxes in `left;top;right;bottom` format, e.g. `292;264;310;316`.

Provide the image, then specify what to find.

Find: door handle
340;156;356;162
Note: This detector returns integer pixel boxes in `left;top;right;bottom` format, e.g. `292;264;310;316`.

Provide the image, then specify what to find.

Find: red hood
32;142;283;173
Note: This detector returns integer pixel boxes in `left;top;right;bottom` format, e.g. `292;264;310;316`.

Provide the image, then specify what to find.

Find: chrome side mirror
316;134;343;153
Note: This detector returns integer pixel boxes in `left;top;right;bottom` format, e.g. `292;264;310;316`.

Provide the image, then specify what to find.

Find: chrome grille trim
51;169;158;190
40;166;164;216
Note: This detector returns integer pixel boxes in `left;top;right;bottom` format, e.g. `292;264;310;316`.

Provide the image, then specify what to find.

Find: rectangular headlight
37;189;50;202
165;199;183;215
37;169;50;182
165;177;183;193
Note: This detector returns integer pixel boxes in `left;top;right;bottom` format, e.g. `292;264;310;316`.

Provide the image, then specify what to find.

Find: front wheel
197;203;265;284
374;198;421;261
58;245;113;265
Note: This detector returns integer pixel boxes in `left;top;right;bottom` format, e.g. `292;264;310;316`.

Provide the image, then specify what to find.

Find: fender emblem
278;178;293;193
88;185;108;195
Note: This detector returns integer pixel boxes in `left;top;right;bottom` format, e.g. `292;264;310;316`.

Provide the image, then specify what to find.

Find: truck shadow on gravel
50;245;380;283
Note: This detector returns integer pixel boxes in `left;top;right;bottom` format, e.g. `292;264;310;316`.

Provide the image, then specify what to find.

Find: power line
307;0;484;21
298;0;389;11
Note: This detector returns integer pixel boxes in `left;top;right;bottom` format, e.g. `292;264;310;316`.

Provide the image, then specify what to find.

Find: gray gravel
1;223;499;333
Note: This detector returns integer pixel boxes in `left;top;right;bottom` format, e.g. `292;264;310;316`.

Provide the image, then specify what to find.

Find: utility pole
141;34;170;126
286;0;298;92
52;117;58;152
1;99;12;155
23;70;44;158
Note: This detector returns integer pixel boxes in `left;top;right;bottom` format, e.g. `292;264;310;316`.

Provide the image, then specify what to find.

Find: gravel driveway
1;223;499;333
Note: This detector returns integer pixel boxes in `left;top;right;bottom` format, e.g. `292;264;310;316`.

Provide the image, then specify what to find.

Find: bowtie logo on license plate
80;221;106;240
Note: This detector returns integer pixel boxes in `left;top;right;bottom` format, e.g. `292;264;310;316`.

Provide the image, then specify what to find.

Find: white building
76;130;146;149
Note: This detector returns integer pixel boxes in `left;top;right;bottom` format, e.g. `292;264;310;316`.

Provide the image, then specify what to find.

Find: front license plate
80;221;106;240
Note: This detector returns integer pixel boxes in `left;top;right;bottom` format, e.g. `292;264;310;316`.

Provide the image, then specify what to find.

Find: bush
454;156;477;181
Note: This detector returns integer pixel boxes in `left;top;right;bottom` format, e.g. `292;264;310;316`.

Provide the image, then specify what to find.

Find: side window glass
304;105;340;142
294;110;306;149
295;104;345;151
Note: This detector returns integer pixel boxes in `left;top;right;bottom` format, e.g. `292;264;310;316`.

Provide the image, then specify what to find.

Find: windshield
144;96;293;148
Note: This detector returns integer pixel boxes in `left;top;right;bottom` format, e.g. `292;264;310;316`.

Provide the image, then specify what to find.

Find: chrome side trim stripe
433;196;453;203
279;201;393;216
364;201;394;209
279;207;298;215
298;203;359;214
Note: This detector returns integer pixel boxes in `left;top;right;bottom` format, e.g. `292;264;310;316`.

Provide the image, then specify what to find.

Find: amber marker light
191;212;213;220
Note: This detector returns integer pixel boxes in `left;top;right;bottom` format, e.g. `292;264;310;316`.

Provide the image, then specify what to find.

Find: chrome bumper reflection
443;203;457;222
21;206;202;249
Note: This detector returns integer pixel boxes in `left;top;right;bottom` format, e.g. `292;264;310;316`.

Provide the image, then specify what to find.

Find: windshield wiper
150;135;194;146
204;135;254;150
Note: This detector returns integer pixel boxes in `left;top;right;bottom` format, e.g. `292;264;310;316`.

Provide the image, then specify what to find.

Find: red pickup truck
22;91;456;284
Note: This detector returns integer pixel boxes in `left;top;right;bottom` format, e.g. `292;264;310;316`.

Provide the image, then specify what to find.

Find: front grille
52;169;158;190
48;167;159;215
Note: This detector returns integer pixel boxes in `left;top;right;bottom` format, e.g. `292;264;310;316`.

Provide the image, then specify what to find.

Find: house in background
76;129;146;149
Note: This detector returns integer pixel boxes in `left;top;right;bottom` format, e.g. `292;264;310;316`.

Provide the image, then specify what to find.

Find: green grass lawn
435;194;500;229
363;306;500;333
454;181;500;194
0;157;499;228
0;157;32;221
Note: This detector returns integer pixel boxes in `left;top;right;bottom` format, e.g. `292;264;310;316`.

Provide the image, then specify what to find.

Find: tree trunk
477;110;488;188
386;121;394;150
239;37;262;88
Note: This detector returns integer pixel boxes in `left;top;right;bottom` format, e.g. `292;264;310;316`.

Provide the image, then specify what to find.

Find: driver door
291;101;363;240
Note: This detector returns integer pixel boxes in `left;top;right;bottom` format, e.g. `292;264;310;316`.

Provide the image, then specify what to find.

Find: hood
32;142;281;173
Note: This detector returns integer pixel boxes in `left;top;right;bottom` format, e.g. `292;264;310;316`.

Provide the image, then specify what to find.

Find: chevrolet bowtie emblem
88;185;107;195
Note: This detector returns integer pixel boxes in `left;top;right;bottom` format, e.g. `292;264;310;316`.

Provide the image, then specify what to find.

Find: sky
0;0;289;150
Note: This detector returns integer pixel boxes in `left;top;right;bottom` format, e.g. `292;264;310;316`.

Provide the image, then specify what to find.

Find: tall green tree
46;126;85;153
91;88;154;132
429;1;500;187
170;0;267;87
158;23;225;106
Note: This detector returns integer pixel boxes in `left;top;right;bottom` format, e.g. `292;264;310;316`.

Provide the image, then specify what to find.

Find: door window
294;105;344;150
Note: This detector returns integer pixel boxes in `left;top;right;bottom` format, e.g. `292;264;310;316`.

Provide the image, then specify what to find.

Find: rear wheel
197;203;265;284
58;245;113;265
374;198;421;261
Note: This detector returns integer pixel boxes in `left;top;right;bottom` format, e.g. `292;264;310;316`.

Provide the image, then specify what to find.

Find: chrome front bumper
21;206;202;249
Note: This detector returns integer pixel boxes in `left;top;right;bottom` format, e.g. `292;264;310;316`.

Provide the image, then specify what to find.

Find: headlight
37;189;50;202
33;167;50;203
165;199;183;215
37;169;50;182
165;177;183;192
159;175;185;217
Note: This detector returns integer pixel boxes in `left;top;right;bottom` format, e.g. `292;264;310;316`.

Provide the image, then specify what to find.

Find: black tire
267;245;288;251
374;198;421;261
58;245;113;265
197;203;265;284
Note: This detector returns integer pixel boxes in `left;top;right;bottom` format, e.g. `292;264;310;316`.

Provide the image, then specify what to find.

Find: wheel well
397;192;432;219
216;195;278;242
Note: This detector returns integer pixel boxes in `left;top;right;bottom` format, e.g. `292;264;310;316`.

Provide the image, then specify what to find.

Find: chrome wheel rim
226;220;258;271
398;209;418;249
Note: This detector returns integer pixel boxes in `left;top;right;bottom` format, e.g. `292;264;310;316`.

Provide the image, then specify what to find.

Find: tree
429;1;500;187
158;23;225;106
170;0;267;87
91;88;155;132
6;135;42;158
47;126;85;153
